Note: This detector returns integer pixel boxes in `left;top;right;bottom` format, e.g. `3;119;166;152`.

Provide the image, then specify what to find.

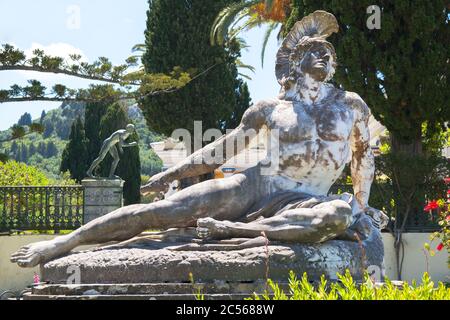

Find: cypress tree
17;112;32;126
20;143;28;163
37;142;46;156
46;142;58;158
60;117;89;182
40;110;46;124
28;143;36;157
141;0;251;143
99;103;141;205
84;102;109;164
10;141;18;155
43;122;54;138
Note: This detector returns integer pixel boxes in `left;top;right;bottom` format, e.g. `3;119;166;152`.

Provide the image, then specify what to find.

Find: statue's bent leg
197;199;353;243
108;146;120;178
86;147;108;177
11;170;260;267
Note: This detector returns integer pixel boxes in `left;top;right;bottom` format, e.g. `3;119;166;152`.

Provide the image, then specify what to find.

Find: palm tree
211;0;292;67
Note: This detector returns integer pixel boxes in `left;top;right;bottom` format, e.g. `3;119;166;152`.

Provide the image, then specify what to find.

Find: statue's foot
10;239;67;268
196;217;231;240
86;171;96;179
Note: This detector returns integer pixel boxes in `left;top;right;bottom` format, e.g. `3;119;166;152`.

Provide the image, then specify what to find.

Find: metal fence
0;186;84;232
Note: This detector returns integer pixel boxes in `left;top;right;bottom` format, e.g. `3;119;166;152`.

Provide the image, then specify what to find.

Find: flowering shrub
424;177;450;268
249;270;450;300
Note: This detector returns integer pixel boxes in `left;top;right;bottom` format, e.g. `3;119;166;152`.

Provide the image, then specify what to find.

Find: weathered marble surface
41;230;384;284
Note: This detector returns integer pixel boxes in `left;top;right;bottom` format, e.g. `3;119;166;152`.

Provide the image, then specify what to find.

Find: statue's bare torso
246;87;364;198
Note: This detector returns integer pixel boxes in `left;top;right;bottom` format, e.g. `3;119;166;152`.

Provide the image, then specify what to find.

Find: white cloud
17;42;89;83
24;42;88;62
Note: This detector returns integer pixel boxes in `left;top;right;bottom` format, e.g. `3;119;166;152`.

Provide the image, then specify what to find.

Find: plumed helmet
276;10;339;86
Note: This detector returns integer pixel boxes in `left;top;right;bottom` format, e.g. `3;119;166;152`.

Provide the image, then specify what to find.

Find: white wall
0;235;57;293
1;233;448;294
382;233;449;283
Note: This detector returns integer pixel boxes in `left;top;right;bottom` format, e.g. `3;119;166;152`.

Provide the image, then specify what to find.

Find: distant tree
40;110;46;124
15;144;21;162
55;119;71;140
43;121;54;138
46;141;58;158
10;141;18;155
37;142;46;156
99;103;141;205
20;143;28;163
17;112;32;126
28;143;36;157
60;117;89;182
0;160;49;186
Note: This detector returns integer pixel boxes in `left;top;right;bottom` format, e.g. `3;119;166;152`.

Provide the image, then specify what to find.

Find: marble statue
86;124;138;179
11;11;388;269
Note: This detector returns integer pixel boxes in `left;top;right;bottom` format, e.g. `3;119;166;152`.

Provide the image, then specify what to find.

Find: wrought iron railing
0;186;84;232
329;183;440;232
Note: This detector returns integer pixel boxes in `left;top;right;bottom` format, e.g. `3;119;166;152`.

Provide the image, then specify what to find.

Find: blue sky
0;0;280;130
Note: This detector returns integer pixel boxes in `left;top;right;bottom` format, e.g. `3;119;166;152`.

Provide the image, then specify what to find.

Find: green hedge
248;271;449;300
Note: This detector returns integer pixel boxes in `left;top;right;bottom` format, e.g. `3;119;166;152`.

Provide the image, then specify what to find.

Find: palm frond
132;44;146;53
236;59;256;73
210;0;261;46
235;37;251;51
261;22;280;68
238;72;253;80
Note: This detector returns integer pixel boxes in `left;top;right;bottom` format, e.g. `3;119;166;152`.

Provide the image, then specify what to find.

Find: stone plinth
40;230;384;284
81;179;124;223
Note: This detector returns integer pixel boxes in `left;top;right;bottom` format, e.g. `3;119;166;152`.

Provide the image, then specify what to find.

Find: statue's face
300;43;334;82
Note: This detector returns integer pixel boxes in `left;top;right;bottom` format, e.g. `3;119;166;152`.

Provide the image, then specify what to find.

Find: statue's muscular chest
264;100;355;190
268;101;354;143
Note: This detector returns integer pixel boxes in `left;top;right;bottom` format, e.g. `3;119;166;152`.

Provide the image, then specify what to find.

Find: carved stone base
81;178;124;223
40;231;384;284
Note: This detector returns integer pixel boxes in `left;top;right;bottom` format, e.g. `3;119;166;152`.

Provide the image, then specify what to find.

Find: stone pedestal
40;230;384;285
81;179;124;224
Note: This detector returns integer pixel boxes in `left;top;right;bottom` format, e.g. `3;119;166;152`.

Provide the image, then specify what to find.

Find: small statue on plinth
86;124;138;179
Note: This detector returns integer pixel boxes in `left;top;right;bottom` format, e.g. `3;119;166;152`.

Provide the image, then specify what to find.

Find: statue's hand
363;207;389;230
140;171;170;195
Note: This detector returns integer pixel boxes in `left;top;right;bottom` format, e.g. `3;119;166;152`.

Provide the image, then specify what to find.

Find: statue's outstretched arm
349;94;375;213
141;101;269;194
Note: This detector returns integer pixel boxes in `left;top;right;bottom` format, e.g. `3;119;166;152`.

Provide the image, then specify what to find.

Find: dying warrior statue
12;11;388;268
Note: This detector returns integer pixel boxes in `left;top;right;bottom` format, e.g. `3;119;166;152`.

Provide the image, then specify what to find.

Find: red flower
445;177;450;184
436;243;444;251
424;201;439;212
446;215;450;222
33;272;40;284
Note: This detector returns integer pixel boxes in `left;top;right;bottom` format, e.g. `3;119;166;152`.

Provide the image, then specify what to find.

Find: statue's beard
280;71;333;102
307;66;329;82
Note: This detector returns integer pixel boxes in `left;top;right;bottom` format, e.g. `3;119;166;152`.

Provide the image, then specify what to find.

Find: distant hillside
0;102;164;180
